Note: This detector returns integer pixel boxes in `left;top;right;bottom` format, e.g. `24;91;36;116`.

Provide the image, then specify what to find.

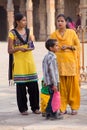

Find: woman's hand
61;45;68;50
19;47;28;52
61;45;76;51
19;47;34;52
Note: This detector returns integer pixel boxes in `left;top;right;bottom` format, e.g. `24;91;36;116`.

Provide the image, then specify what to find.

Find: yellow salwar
8;32;38;83
50;29;81;112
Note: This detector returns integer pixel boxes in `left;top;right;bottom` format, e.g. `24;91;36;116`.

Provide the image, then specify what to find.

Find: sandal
21;111;29;115
33;109;41;114
60;110;67;115
71;110;77;115
42;112;46;117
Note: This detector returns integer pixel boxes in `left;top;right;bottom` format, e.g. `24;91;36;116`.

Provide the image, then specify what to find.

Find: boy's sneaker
46;113;51;119
50;113;63;120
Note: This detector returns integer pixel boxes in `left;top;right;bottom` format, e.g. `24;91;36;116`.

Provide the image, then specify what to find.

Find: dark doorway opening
0;6;7;41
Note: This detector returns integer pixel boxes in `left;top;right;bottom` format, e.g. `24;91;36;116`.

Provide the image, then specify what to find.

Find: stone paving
0;42;87;130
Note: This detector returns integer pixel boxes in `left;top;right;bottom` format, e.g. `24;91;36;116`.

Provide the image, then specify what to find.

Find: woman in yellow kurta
8;13;40;115
50;14;81;115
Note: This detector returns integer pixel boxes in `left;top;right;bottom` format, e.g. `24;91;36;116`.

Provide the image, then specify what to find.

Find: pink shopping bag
51;91;61;112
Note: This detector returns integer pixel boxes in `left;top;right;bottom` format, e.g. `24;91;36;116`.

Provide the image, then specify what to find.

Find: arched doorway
0;6;7;41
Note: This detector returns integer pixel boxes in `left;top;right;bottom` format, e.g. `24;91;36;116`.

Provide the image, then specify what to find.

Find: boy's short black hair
45;39;57;51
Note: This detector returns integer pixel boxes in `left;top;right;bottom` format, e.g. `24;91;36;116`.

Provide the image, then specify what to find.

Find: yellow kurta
8;31;38;83
50;29;81;112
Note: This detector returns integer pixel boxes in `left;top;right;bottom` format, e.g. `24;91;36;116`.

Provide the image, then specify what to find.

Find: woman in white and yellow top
8;13;40;115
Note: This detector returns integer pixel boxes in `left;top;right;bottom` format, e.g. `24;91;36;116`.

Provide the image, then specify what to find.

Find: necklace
59;29;66;37
60;32;64;36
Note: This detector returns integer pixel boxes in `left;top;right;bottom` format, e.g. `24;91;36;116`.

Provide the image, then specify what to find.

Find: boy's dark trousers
46;85;57;117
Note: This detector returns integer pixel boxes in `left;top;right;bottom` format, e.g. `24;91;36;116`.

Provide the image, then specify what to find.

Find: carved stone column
7;0;14;31
26;0;33;35
39;0;46;40
19;0;26;14
46;0;55;37
55;0;64;16
79;0;87;26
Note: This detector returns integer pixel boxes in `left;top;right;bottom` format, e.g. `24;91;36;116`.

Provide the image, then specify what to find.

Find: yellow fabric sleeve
8;32;15;40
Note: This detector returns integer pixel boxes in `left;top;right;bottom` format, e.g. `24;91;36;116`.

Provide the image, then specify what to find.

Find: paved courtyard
0;42;87;130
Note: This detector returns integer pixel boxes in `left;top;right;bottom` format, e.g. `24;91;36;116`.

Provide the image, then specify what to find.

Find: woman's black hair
66;16;73;28
14;13;25;28
66;16;72;22
56;14;66;21
45;39;57;51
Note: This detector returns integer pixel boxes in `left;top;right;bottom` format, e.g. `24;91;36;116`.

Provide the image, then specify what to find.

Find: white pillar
26;0;33;35
46;0;55;37
56;0;64;15
79;0;87;26
7;0;14;30
39;0;46;40
19;0;26;14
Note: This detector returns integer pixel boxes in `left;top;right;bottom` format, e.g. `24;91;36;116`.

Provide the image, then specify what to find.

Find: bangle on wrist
71;46;75;50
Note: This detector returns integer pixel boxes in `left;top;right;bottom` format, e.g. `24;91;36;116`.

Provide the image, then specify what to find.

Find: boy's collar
48;51;56;56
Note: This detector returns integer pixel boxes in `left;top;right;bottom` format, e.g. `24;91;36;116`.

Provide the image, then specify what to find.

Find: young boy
42;39;63;120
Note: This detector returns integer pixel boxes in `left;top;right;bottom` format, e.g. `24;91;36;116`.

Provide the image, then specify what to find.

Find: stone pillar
7;0;14;31
39;0;46;40
46;0;55;37
56;0;64;16
79;0;87;26
26;0;33;35
19;0;26;14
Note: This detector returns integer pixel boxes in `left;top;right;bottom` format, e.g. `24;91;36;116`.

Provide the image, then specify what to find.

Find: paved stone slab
0;126;22;130
24;125;87;130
